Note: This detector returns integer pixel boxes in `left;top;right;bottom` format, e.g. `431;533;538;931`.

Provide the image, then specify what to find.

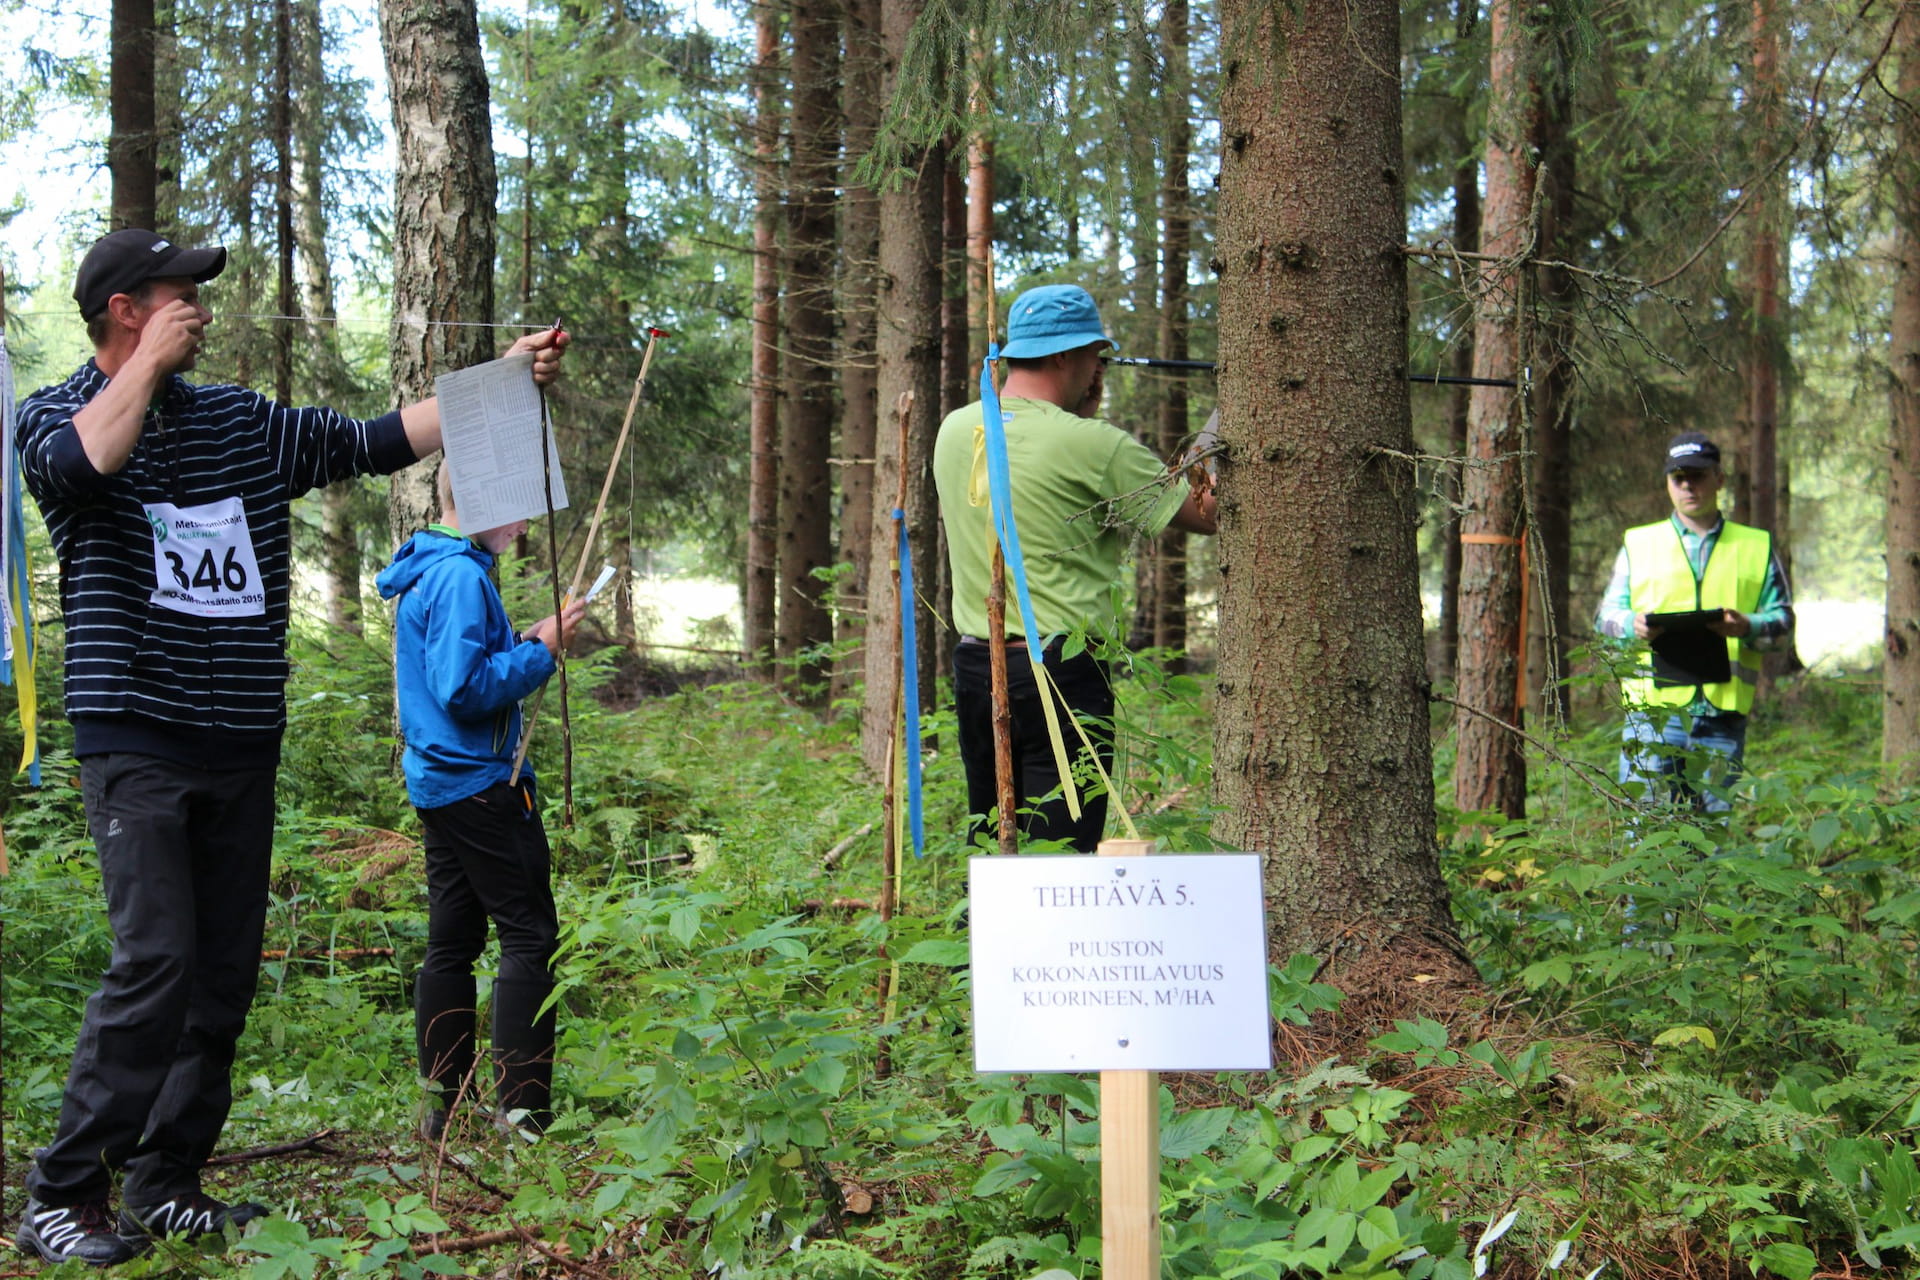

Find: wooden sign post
1098;836;1160;1280
967;843;1271;1278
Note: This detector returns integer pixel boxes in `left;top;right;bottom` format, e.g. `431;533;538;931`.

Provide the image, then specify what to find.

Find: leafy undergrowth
6;646;1920;1278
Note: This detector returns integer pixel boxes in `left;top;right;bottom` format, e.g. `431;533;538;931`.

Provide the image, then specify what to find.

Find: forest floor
1;630;1916;1279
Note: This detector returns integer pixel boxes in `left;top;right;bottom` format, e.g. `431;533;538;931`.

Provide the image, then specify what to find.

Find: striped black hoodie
17;361;416;765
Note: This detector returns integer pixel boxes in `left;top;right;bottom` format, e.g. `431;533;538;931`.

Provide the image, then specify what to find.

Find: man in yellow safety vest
1594;432;1795;812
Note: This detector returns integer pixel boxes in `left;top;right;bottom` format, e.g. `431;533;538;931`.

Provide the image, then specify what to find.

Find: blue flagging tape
978;346;1046;666
893;509;925;858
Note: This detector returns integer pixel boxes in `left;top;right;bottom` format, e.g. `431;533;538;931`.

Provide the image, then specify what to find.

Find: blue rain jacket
376;530;555;808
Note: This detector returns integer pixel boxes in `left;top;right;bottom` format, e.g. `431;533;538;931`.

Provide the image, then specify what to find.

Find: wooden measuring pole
1098;836;1160;1279
980;254;1019;855
509;327;665;786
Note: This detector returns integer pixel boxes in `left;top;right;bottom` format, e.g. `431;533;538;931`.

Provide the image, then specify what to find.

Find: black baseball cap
1663;431;1722;473
73;229;227;321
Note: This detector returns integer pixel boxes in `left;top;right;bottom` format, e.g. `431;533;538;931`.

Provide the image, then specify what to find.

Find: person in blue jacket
377;466;584;1140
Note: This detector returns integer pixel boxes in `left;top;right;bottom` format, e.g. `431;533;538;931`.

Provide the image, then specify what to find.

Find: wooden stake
986;549;1017;854
509;328;665;786
1098;836;1160;1280
876;390;913;1076
981;253;1019;855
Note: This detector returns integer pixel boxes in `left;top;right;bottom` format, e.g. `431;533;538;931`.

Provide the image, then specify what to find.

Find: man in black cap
12;229;569;1265
1594;431;1795;812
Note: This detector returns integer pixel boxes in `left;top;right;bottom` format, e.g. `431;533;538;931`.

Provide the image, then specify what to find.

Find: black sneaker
16;1197;141;1266
118;1191;267;1241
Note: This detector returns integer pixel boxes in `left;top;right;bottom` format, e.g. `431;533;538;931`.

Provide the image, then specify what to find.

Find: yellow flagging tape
1035;659;1140;841
11;615;35;777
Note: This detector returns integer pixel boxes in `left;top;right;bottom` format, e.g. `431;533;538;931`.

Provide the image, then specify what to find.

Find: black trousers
27;754;276;1206
414;781;559;1112
952;641;1115;852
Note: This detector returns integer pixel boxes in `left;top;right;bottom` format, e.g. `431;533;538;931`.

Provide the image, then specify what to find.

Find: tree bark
777;0;841;699
966;81;994;346
1453;0;1537;820
745;3;782;675
378;0;497;544
1886;0;1920;781
110;0;159;230
941;155;970;419
271;0;295;404
833;0;883;702
290;0;362;633
1152;0;1192;671
1745;0;1804;682
1745;0;1783;543
1214;0;1473;988
1528;67;1575;724
1437;0;1480;689
859;0;946;776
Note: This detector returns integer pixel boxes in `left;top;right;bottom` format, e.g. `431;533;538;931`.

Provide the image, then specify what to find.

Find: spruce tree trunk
1152;0;1192;670
832;0;882;702
1885;2;1920;782
1528;74;1575;724
1454;0;1537;820
1438;0;1480;689
777;0;840;699
1746;0;1803;681
378;0;496;545
745;3;782;675
859;0;946;775
1438;152;1478;687
290;0;361;631
1746;0;1783;543
1214;0;1473;989
271;0;295;404
110;0;158;230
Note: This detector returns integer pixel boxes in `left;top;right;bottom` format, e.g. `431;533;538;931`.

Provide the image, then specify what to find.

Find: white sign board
436;353;569;535
969;853;1272;1072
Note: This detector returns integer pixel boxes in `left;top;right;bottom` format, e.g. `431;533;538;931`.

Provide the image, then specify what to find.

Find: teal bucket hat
999;285;1117;359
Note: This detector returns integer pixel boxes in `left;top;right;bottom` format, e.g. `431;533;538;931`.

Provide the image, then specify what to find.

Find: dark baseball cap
73;229;227;321
1663;431;1722;473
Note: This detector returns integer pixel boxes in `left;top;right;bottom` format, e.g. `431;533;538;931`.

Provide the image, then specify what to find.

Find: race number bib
144;497;267;617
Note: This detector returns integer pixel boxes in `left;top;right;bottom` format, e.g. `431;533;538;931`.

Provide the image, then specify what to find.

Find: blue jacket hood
376;529;486;601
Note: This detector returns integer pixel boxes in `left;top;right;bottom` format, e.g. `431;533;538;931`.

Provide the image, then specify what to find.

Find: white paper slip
437;353;570;535
582;564;617;603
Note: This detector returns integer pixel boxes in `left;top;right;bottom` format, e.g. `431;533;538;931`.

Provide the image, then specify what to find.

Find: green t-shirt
932;396;1190;640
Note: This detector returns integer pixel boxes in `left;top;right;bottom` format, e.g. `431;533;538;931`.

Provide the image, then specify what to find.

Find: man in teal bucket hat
932;284;1216;850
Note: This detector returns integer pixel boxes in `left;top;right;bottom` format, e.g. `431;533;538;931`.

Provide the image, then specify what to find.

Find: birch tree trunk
378;0;496;544
1453;0;1537;820
1885;1;1920;781
1214;0;1474;989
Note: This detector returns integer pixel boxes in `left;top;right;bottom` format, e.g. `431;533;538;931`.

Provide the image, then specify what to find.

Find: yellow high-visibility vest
1621;518;1771;714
